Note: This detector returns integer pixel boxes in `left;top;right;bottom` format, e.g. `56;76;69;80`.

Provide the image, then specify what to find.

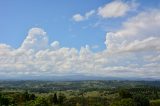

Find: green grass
150;99;160;106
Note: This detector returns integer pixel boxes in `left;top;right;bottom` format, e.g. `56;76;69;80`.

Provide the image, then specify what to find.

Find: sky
0;0;160;79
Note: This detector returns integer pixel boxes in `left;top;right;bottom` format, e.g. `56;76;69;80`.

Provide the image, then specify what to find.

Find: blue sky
0;0;108;51
0;0;160;79
0;0;159;51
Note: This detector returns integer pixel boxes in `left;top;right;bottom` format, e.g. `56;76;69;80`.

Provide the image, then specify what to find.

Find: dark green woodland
0;80;160;106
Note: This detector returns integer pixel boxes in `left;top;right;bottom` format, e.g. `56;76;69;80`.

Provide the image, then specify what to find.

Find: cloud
20;28;48;51
72;10;95;22
102;9;160;78
72;14;84;22
145;55;160;62
0;44;13;55
50;41;60;50
98;0;137;18
0;9;160;79
91;45;99;49
120;37;160;52
115;10;160;38
72;0;138;22
105;10;160;53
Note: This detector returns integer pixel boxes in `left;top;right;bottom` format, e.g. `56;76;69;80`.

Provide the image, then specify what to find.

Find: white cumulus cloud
72;0;138;22
0;9;160;79
20;28;48;52
105;10;160;53
98;0;137;18
72;10;95;22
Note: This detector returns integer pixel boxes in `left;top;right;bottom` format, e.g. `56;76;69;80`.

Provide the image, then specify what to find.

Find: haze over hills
0;75;159;81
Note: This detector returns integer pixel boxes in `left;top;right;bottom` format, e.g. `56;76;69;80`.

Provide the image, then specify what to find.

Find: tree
0;93;2;106
30;94;36;100
0;95;10;106
133;95;150;106
23;91;30;101
48;93;58;105
76;103;81;106
119;89;132;99
58;93;66;105
33;97;49;106
110;98;134;106
53;93;58;104
153;88;159;99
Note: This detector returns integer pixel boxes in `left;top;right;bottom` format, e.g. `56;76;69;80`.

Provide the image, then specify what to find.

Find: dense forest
0;80;160;106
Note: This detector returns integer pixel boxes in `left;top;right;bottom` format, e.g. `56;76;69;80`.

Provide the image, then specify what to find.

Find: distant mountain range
0;75;159;81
